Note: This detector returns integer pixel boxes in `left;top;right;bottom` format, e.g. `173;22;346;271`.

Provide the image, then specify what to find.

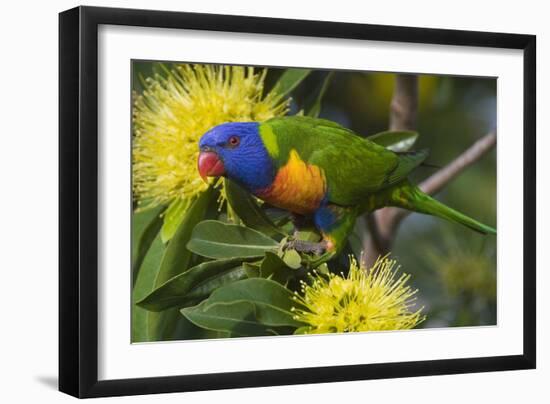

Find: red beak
198;151;225;182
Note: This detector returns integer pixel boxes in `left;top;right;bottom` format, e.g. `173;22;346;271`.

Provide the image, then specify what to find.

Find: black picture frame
59;5;536;398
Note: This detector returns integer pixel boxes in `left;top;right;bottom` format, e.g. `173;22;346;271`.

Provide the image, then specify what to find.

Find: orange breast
256;149;326;215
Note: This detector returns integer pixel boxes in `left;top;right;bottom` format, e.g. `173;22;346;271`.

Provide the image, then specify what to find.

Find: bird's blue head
198;122;275;192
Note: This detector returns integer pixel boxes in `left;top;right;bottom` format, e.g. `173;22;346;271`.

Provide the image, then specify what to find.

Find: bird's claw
285;239;328;255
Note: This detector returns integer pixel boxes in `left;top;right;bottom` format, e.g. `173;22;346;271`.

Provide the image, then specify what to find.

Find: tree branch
389;74;418;131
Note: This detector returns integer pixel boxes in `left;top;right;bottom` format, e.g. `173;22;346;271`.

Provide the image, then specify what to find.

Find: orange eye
228;136;240;147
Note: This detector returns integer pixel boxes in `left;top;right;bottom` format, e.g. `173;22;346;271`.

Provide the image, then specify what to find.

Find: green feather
258;116;496;253
371;181;496;235
263;116;400;205
384;150;429;186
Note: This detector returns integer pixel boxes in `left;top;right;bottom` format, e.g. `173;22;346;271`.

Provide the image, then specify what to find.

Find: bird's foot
285;239;328;255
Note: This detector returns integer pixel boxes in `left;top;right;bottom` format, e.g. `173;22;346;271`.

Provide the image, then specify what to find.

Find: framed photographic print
59;6;536;398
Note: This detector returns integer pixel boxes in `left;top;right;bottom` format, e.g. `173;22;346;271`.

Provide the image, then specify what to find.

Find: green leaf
187;220;278;259
302;251;336;269
160;198;190;243
155;190;214;285
282;249;302;270
137;257;253;312
306;71;334;118
264;208;292;227
171;314;220;341
181;278;305;336
224;179;286;238
147;188;214;340
132;204;164;286
295;230;321;242
243;262;261;278
367;130;419;152
316;262;330;275
184;267;247;302
132;234;165;342
205;278;305;326
182;300;271;337
272;68;311;99
294;326;310;335
260;251;295;284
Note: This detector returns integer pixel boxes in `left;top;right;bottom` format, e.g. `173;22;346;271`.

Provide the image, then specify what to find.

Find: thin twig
418;131;496;196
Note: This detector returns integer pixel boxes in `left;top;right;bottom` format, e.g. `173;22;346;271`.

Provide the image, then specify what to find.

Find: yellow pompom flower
132;64;289;208
292;256;425;334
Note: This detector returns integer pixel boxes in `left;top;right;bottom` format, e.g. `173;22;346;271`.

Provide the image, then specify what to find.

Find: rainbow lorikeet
198;116;496;254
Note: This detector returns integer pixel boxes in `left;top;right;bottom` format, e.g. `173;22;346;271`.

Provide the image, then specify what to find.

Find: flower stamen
293;255;425;334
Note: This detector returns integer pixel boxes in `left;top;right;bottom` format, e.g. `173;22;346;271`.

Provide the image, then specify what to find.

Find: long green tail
386;182;496;235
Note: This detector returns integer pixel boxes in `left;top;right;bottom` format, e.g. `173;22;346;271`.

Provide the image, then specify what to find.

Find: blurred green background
133;62;497;329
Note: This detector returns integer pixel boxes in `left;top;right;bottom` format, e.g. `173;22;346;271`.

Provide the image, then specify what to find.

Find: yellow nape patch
257;149;326;215
259;124;279;158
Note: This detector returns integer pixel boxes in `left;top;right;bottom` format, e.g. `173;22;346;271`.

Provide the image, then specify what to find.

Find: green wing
264;116;427;206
